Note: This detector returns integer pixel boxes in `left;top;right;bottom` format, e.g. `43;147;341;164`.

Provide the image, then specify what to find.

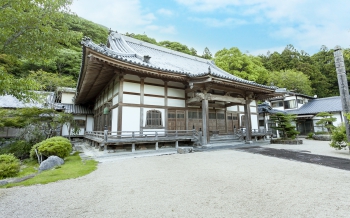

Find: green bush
30;137;72;161
0;154;20;179
0;140;32;160
330;124;348;150
306;132;314;139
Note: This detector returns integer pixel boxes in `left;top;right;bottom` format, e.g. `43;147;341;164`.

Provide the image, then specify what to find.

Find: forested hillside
1;4;348;98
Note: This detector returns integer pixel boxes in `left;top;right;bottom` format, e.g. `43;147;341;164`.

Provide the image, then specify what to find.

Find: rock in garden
177;147;193;154
39;156;64;172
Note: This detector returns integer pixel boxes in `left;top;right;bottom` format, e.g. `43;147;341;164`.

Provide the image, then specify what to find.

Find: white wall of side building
251;114;258;130
313;112;343;132
86;115;94;131
61;93;75;104
122;107;140;131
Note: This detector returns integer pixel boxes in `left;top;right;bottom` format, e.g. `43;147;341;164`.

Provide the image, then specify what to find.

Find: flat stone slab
177;147;193;154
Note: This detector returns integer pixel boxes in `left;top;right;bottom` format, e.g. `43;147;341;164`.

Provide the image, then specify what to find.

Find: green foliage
159;41;193;55
268;70;313;95
329;124;348;150
31;136;72;160
125;33;158;45
0;67;42;102
0;140;32;160
28;70;76;91
0;154;20;179
306;132;314;139
3;152;97;188
0;0;81;62
214;47;269;84
270;113;299;139
315;112;336;133
202;47;212;59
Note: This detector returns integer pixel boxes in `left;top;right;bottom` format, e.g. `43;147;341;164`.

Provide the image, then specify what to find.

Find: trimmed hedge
30;137;72;161
0;154;20;179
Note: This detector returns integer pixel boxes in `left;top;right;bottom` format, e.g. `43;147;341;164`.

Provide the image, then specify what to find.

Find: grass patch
2;152;97;188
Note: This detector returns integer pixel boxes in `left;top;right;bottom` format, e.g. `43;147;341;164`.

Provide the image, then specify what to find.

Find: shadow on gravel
234;146;350;171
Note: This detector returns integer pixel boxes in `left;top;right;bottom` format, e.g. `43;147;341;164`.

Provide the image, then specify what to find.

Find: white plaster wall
239;106;244;112
123;94;140;104
124;82;140;93
145;78;164;85
144;96;165;106
168;88;185;98
112;107;118;132
124;74;140;82
168;99;185;107
250;101;256;106
112;95;119;105
86;116;94;131
122;107;140;131
227;106;238;111
143;108;165;127
61;93;74;104
168;81;184;88
62;125;69;136
144;84;164;95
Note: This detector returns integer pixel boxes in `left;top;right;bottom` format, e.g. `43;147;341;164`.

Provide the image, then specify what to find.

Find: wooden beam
186;93;246;104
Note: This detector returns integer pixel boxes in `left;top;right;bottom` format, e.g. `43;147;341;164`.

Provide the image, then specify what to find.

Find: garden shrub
0;154;20;179
306;132;314;139
30;137;72;161
0;140;32;160
330;124;348;150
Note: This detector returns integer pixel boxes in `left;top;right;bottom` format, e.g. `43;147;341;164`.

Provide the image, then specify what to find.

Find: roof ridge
122;34;209;64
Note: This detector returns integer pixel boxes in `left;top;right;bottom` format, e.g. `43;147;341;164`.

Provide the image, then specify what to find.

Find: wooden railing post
175;130;178;137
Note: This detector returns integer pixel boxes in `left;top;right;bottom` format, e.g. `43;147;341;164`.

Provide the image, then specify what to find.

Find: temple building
75;31;282;146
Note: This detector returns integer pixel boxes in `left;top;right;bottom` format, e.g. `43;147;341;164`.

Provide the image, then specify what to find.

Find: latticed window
146;110;162;127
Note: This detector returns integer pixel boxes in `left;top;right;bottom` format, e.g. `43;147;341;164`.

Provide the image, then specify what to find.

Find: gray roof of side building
287;96;342;115
55;103;93;115
80;31;277;90
0;92;55;108
258;102;286;114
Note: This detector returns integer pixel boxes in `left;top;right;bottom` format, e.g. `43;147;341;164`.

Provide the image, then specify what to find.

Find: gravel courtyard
1;140;350;217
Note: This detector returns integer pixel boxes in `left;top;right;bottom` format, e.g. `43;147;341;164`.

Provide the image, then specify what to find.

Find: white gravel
1;140;350;218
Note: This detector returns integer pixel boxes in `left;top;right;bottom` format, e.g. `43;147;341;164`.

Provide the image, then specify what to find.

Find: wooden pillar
117;75;124;132
202;99;209;145
132;143;135;152
140;77;145;133
164;81;168;130
244;98;252;143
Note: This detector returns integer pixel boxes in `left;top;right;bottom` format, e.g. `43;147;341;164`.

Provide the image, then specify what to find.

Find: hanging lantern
103;106;110;115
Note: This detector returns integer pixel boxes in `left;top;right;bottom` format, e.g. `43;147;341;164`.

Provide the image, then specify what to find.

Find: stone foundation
270;139;303;144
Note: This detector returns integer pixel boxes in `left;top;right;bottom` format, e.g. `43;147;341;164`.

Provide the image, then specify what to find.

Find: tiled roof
258;103;286;114
287;96;342;115
81;31;277;90
54;103;93;115
0;92;54;109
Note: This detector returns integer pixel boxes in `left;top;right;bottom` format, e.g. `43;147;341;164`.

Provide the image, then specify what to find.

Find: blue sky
71;0;350;56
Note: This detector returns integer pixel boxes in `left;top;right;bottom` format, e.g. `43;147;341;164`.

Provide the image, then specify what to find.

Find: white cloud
189;17;247;27
176;0;350;51
145;25;177;34
157;8;173;16
70;0;156;33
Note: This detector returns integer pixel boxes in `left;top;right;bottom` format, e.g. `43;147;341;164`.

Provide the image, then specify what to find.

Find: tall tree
268;69;313;95
202;47;212;59
0;0;81;61
214;47;269;84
